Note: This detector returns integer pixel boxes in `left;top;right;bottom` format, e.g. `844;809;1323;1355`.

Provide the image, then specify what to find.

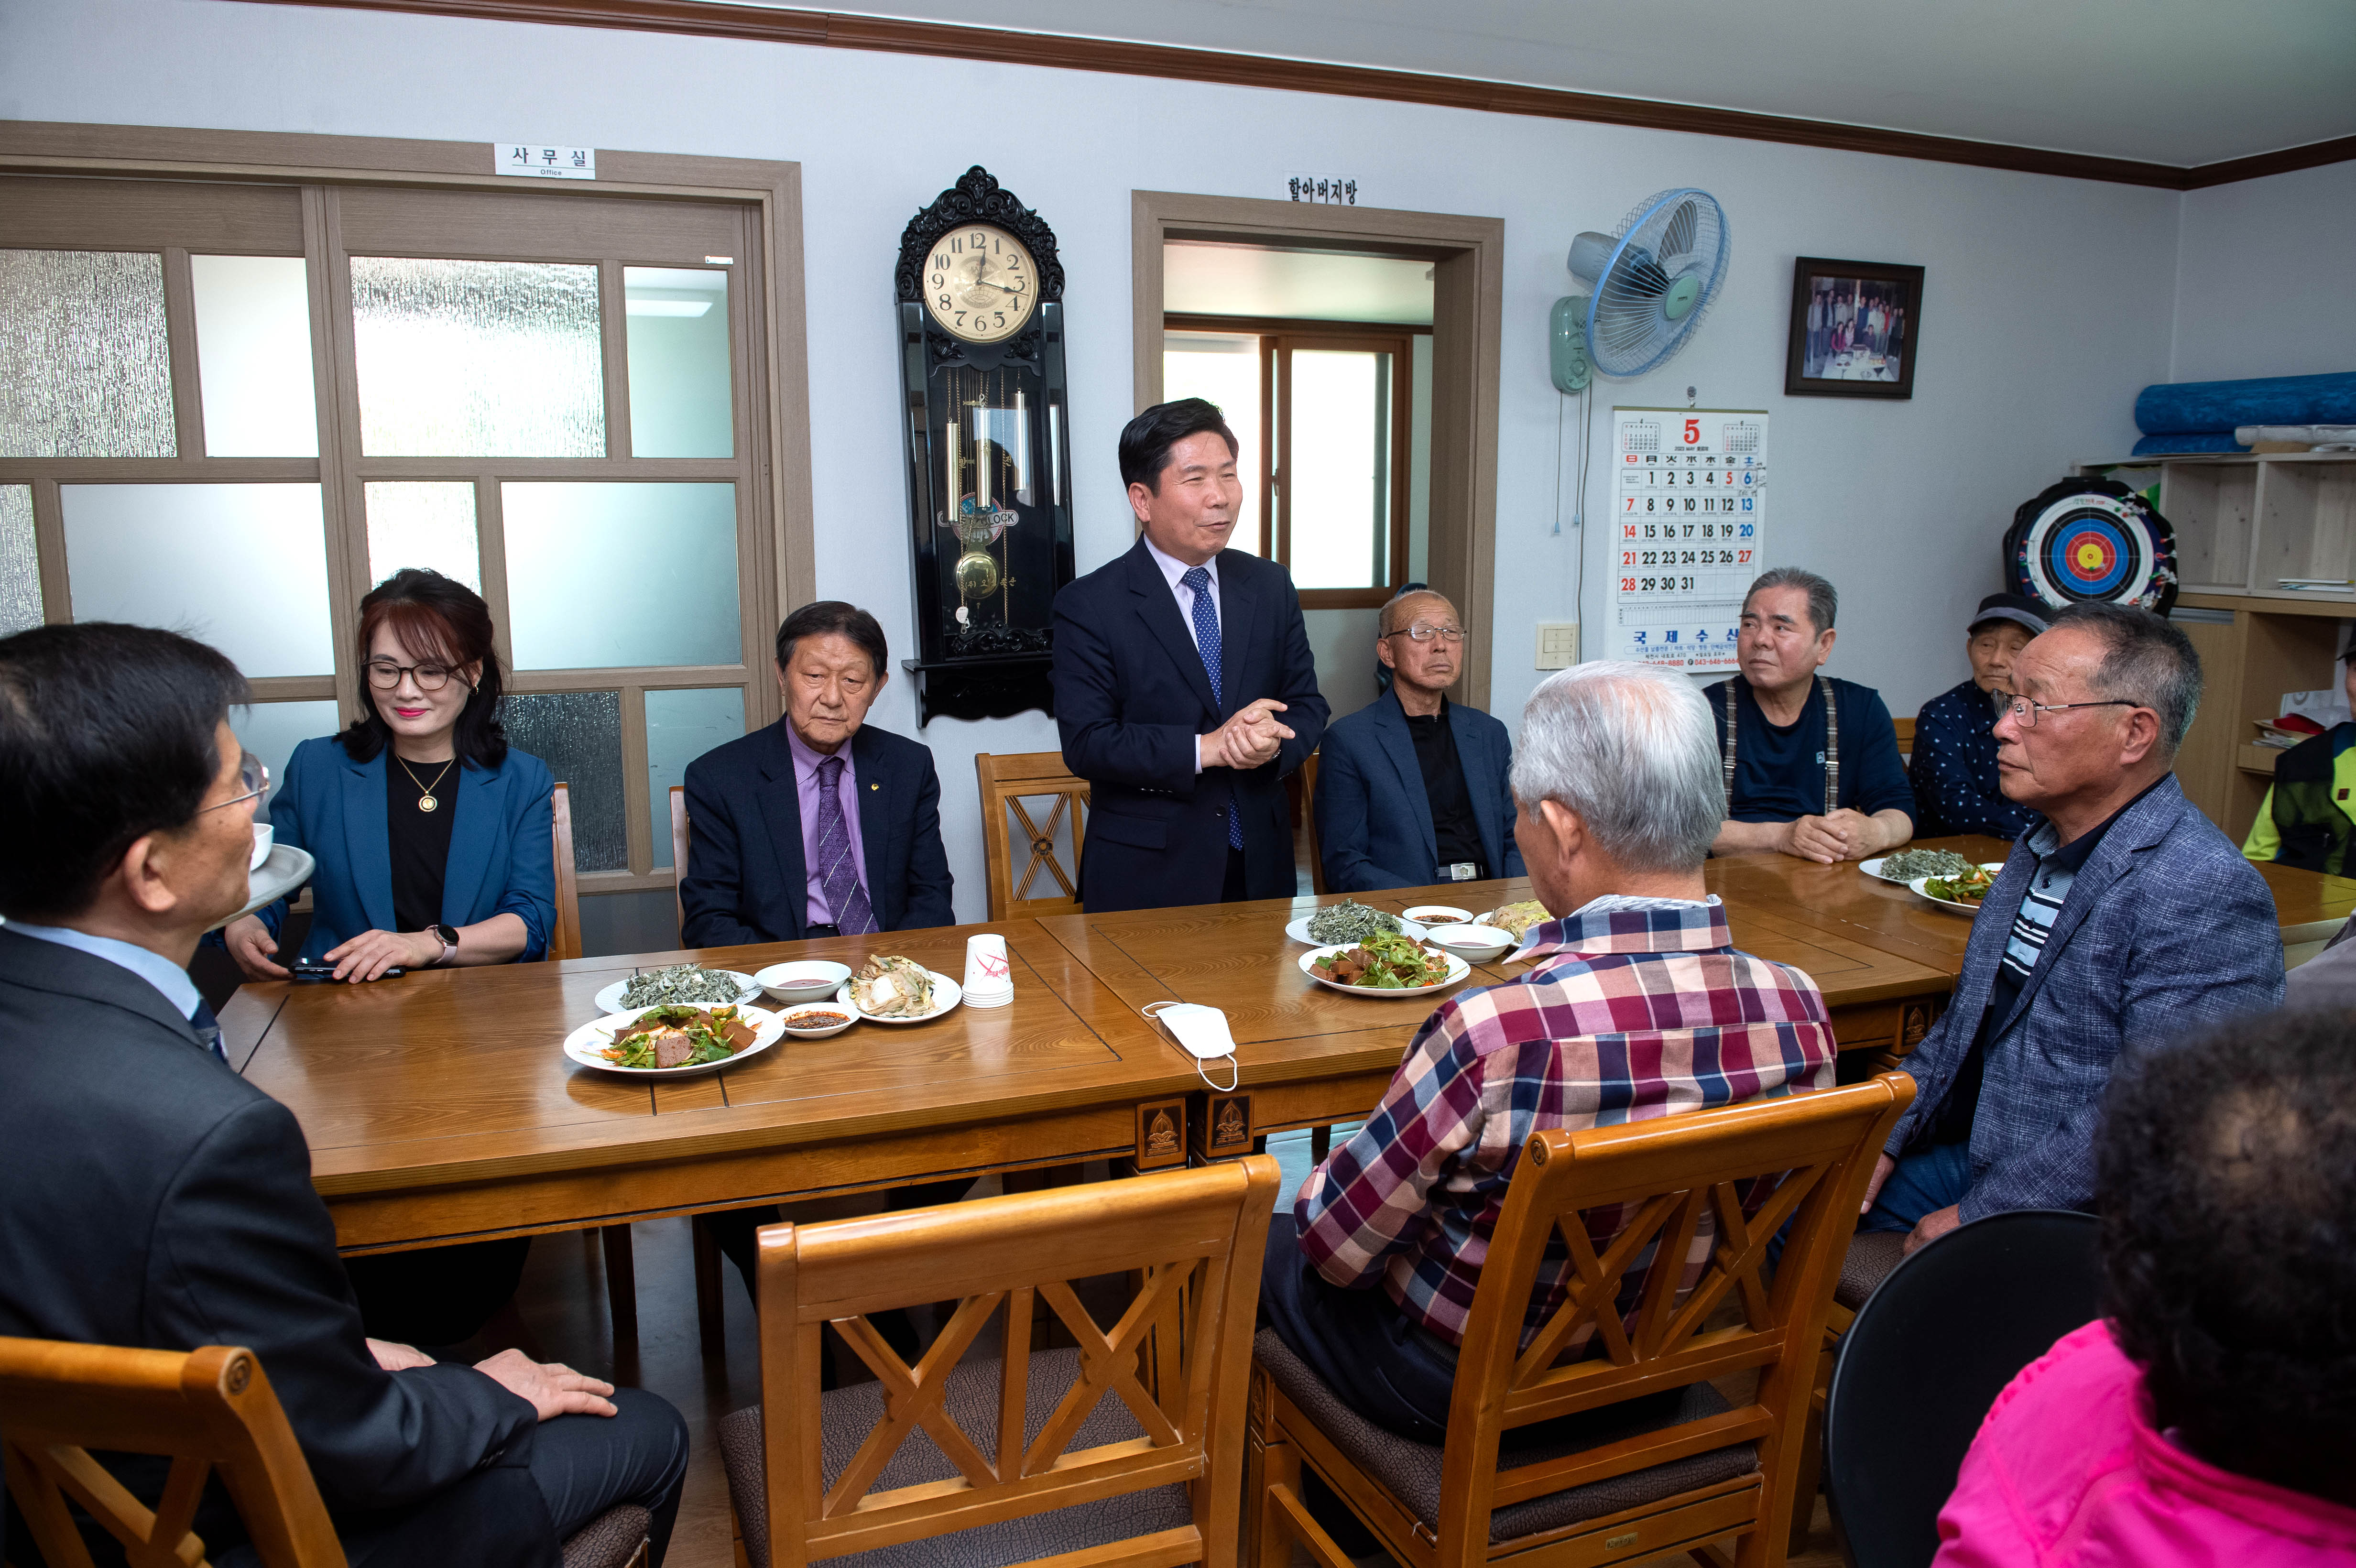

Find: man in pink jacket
1932;1010;2356;1565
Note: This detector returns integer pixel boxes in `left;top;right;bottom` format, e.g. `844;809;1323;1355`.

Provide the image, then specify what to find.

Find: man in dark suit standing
680;601;953;945
1052;399;1327;911
0;622;688;1566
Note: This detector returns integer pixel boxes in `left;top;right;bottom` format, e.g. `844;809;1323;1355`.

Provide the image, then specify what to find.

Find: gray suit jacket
1886;775;2284;1220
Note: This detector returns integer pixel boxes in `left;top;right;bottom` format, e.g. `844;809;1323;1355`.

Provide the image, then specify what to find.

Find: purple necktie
813;755;877;935
1182;566;1245;851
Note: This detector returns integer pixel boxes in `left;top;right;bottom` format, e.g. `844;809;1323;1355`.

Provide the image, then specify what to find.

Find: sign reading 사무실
1608;407;1768;672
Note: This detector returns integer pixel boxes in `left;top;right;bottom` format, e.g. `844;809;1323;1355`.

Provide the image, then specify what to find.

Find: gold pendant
418;794;438;813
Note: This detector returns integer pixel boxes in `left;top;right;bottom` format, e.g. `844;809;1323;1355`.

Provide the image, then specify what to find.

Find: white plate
1401;904;1473;925
1285;914;1430;946
209;844;316;932
563;1002;784;1077
845;969;963;1024
1906;874;1997;915
1297;942;1472;998
593;969;762;1015
1861;857;2006;885
754;959;854;1004
1421;923;1516;963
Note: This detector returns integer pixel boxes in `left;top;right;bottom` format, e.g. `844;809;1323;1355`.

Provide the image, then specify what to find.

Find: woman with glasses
223;568;554;984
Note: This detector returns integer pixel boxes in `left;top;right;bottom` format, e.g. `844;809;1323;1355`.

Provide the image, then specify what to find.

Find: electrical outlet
1535;622;1580;669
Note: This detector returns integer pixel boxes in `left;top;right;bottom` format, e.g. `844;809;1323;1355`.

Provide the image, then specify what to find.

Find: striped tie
813;755;878;935
1181;566;1244;851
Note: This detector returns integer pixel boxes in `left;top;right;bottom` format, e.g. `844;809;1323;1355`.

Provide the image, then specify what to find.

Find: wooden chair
549;780;584;963
669;784;691;944
975;751;1091;920
1300;750;1326;895
1248;1075;1914;1568
0;1335;653;1568
718;1154;1281;1568
1891;716;1915;765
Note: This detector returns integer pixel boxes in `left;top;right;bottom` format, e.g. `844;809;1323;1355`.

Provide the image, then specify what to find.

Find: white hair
1510;662;1722;872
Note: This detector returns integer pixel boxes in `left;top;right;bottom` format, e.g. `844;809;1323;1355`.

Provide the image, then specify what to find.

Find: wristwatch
426;923;460;967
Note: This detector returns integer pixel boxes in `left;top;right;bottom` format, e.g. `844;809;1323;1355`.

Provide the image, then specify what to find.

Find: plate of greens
563;1002;783;1077
1298;935;1470;997
1286;899;1428;947
1861;848;1979;885
1907;866;2002;914
593;964;763;1015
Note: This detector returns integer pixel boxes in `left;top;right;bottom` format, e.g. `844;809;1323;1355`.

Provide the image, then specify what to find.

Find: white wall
1;0;2187;920
2169;161;2356;383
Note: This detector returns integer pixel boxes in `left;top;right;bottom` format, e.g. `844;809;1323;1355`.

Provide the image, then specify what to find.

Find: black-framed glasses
201;753;269;814
1386;624;1466;644
365;658;460;692
2000;694;2142;729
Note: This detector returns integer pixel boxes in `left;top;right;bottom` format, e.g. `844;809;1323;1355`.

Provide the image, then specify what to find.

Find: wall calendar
1608;406;1768;673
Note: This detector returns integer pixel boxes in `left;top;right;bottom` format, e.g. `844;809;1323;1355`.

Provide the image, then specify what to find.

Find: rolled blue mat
2135;371;2356;435
2132;432;2249;456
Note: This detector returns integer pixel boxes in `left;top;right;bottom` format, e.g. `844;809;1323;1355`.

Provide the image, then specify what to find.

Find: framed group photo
1785;257;1923;399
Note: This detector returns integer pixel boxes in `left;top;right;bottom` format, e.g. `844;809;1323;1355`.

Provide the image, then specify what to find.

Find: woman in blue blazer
224;569;554;984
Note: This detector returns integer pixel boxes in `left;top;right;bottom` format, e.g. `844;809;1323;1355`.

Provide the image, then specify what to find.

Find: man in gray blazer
1861;602;2284;1255
1314;589;1523;892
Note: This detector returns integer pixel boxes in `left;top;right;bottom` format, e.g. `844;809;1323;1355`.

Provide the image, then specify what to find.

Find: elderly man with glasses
1312;588;1524;892
1861;601;2283;1255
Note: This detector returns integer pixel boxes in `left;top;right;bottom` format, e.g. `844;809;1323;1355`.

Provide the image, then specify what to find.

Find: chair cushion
720;1345;1192;1568
560;1503;649;1568
1253;1328;1758;1546
1835;1231;1909;1311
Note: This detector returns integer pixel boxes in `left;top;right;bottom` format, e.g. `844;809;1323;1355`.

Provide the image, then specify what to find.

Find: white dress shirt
1142;535;1225;774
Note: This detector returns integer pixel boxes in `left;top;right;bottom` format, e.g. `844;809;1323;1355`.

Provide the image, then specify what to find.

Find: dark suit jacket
1885;775;2284;1220
677;719;955;947
1051;540;1328;911
1314;690;1525;892
0;927;549;1560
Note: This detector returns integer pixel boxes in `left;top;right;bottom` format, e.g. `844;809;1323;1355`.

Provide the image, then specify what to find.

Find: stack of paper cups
962;933;1014;1008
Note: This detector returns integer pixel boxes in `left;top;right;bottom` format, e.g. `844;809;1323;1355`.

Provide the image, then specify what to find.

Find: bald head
1377;590;1465;710
1380;590;1457;638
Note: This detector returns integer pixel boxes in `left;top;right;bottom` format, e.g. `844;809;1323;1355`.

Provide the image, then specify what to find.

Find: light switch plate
1535;622;1580;669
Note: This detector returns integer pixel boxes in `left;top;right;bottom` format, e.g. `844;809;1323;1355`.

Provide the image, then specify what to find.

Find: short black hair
1118;398;1239;492
775;601;888;678
2097;1012;2356;1503
2050;600;2202;752
0;622;249;922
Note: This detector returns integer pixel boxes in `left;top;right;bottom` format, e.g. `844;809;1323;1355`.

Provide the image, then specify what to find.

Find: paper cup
962;933;1014;1008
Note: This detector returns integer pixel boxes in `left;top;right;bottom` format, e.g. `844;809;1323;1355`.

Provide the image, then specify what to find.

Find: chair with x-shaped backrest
1248;1075;1913;1568
719;1154;1279;1568
975;751;1091;920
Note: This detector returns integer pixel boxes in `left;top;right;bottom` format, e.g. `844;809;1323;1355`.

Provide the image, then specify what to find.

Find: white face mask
1141;1000;1239;1092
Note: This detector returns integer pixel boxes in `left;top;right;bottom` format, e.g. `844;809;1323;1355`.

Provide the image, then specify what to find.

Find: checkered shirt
1294;898;1837;1349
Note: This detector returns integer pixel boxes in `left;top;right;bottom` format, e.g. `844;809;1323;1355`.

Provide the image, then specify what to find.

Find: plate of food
1401;904;1473;926
1861;847;1981;885
593;964;763;1016
1286;899;1429;947
842;955;962;1024
563;1002;783;1077
1473;901;1551;940
773;1003;856;1039
1908;866;2001;913
1298;934;1471;997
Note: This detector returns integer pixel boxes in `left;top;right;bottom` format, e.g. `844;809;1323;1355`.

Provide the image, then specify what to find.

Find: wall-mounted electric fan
1550;188;1732;391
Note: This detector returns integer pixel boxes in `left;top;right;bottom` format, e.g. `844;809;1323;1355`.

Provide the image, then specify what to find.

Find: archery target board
2008;479;2178;615
1609;407;1767;672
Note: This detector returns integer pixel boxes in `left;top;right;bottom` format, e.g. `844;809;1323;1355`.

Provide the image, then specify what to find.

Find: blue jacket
1909;678;2042;840
677;719;954;947
256;737;556;964
1313;689;1524;892
1885;774;2283;1220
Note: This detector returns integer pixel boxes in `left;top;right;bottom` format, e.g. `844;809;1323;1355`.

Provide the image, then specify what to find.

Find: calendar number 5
1683;418;1701;444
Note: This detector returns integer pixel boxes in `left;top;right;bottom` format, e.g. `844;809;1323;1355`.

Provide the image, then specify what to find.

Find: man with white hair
1262;661;1838;1443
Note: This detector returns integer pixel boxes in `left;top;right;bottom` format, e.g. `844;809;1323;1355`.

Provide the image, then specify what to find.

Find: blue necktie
1181;566;1245;851
190;997;226;1063
814;755;879;935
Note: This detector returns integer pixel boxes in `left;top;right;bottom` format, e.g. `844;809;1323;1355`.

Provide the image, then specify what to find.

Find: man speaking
1052;399;1327;911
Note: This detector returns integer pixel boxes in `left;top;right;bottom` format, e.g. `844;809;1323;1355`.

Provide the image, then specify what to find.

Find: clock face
924;224;1038;343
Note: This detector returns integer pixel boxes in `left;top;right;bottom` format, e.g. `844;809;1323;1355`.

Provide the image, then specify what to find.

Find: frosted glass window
365;482;480;592
1288;349;1392;590
232;699;340;823
351;258;603;457
502;482;740;669
645;687;744;869
191;255;317;457
501;690;625;871
0;250;175;457
0;486;38;636
1163;332;1261;555
61;483;332;678
624;267;732;458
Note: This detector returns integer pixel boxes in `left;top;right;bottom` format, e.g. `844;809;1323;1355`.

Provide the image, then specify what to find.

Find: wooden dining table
224;836;2344;1257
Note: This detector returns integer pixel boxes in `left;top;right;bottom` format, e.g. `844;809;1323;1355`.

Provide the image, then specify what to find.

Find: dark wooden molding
260;0;2353;190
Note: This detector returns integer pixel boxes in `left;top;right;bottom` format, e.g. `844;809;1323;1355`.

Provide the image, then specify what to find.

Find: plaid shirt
1294;898;1837;1348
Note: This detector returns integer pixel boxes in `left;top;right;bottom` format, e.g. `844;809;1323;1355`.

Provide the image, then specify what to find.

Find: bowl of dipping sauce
1419;923;1515;964
774;1003;856;1039
755;960;853;1005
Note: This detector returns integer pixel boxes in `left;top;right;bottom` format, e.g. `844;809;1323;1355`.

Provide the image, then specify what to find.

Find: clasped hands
1781;808;1884;865
1197;698;1294;772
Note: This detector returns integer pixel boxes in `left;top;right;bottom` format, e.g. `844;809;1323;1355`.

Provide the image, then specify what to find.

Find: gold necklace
396;754;456;813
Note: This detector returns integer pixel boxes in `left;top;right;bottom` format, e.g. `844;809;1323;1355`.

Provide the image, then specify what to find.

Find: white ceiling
789;0;2356;167
1165;243;1434;323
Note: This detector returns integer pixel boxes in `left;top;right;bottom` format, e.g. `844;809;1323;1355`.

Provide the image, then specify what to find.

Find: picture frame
1785;257;1924;399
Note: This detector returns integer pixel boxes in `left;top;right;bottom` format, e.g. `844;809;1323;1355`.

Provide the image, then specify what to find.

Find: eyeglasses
1385;624;1465;644
200;753;269;814
365;658;461;692
1999;695;2143;729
